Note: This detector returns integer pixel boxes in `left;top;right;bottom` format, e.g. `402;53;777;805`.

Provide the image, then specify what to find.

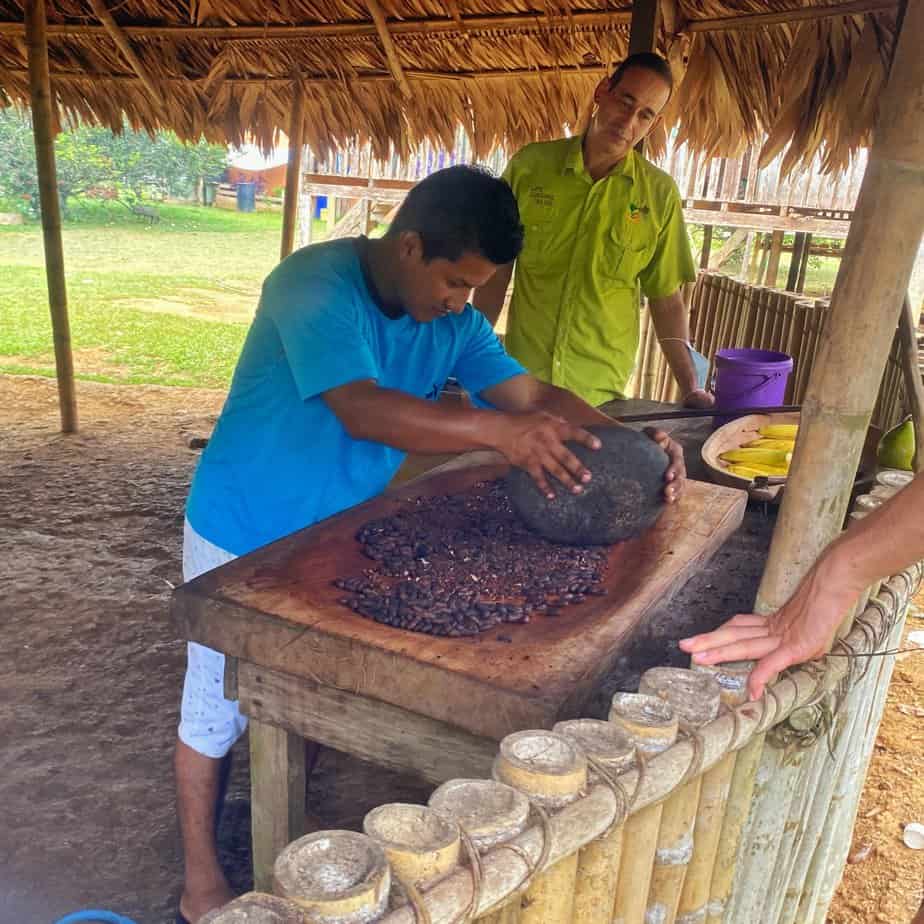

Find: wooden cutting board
173;452;746;741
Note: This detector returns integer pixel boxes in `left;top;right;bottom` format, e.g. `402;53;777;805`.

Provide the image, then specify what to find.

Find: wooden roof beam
5;63;607;85
687;0;897;32
365;0;413;99
0;9;630;41
86;0;163;108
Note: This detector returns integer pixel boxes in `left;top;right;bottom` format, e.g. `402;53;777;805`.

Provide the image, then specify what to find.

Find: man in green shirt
474;53;713;409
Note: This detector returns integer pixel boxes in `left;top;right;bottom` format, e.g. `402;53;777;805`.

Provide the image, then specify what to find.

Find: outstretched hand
644;427;686;503
679;558;860;701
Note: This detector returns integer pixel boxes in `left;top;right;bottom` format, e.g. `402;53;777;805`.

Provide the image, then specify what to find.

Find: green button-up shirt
502;136;696;406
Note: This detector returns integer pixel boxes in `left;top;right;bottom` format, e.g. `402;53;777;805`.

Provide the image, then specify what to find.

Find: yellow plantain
757;424;799;439
741;438;796;450
726;463;789;479
719;448;792;466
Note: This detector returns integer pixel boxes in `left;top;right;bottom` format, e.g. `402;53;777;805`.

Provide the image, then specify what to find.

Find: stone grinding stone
505;425;669;545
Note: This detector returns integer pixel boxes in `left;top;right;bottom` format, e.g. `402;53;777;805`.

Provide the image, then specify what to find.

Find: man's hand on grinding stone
644;427;685;503
496;412;601;501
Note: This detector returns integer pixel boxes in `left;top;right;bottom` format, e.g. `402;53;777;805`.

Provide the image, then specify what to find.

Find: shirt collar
563;135;637;186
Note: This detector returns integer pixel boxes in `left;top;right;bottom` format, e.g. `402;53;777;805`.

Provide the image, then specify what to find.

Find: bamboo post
364;804;461;898
638;669;722;924
803;602;909;924
728;5;924;917
766;230;785;289
280;78;306;260
640;310;659;400
428;778;530;924
756;233;770;287
700;226;714;270
493;730;588;924
609;693;679;924
785;233;806;291
796;233;813;293
552;720;635;924
898;296;924;471
676;662;751;924
739;231;756;283
24;0;77;433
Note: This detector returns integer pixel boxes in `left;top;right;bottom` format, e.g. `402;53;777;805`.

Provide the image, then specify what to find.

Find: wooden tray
173;452;747;740
701;412;801;503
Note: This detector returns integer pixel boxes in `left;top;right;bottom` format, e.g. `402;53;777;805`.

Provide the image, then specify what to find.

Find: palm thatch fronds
0;0;899;171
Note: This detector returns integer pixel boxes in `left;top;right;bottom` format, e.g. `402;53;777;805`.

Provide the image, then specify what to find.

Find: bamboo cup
608;693;680;924
363;803;461;906
274;830;390;923
638;668;722;924
200;892;310;923
553;719;636;924
492;730;588;924
429;778;531;923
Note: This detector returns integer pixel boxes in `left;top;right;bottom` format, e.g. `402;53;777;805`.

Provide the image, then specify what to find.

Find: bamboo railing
632;271;912;434
204;505;923;924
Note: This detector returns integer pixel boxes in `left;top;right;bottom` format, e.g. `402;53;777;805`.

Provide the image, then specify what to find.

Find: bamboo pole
756;233;770;287
493;731;587;924
804;602;909;924
428;778;530;924
280;78;306;261
700;226;714;271
796;234;813;293
552;720;635;924
640;310;659;400
24;0;77;433
609;693;679;924
898;296;924;471
638;669;722;924
766;230;785;289
676;663;751;924
731;6;924;916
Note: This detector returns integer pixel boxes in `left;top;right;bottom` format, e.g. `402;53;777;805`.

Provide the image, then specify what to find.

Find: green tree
0;110;228;213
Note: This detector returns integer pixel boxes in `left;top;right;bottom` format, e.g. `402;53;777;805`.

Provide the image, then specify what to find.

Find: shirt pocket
597;221;657;287
518;217;556;270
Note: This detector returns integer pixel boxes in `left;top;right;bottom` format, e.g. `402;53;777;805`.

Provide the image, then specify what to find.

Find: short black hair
388;165;524;265
609;52;674;95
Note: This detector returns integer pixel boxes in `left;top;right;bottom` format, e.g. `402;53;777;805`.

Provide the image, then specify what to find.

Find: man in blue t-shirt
176;165;686;922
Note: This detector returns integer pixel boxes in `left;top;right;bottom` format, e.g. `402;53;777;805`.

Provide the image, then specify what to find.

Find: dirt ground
0;374;920;924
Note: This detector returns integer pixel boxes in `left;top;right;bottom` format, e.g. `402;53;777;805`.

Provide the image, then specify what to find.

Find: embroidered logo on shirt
528;185;555;209
629;202;650;223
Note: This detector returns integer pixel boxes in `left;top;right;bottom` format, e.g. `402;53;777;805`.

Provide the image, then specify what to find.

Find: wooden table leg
249;719;306;891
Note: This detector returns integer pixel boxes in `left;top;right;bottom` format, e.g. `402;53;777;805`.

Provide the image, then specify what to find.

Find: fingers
679;614;769;653
688;634;781;667
645;427;686;503
747;647;800;701
527;461;556;501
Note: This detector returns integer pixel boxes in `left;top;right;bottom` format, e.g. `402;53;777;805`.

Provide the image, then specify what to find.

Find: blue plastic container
236;181;256;212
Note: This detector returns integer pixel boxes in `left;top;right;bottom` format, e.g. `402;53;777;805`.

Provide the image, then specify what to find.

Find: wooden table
173;451;746;888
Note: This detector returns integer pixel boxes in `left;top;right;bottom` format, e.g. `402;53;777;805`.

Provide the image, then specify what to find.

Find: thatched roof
0;0;898;172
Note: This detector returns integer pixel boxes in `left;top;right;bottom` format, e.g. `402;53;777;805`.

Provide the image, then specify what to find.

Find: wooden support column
249;719;306;892
628;0;660;55
765;230;785;288
757;0;923;615
24;0;77;433
280;77;306;260
796;232;812;293
898;295;924;472
786;232;806;291
699;225;713;270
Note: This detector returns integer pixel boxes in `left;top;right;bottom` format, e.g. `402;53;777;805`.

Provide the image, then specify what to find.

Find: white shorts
177;518;249;759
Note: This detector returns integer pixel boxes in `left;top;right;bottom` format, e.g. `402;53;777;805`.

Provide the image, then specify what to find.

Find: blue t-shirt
186;238;525;555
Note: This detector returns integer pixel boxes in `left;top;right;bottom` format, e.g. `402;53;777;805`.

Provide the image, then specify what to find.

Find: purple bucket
713;348;793;425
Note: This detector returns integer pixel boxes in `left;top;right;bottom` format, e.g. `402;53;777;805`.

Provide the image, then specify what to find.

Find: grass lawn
0;200;317;388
